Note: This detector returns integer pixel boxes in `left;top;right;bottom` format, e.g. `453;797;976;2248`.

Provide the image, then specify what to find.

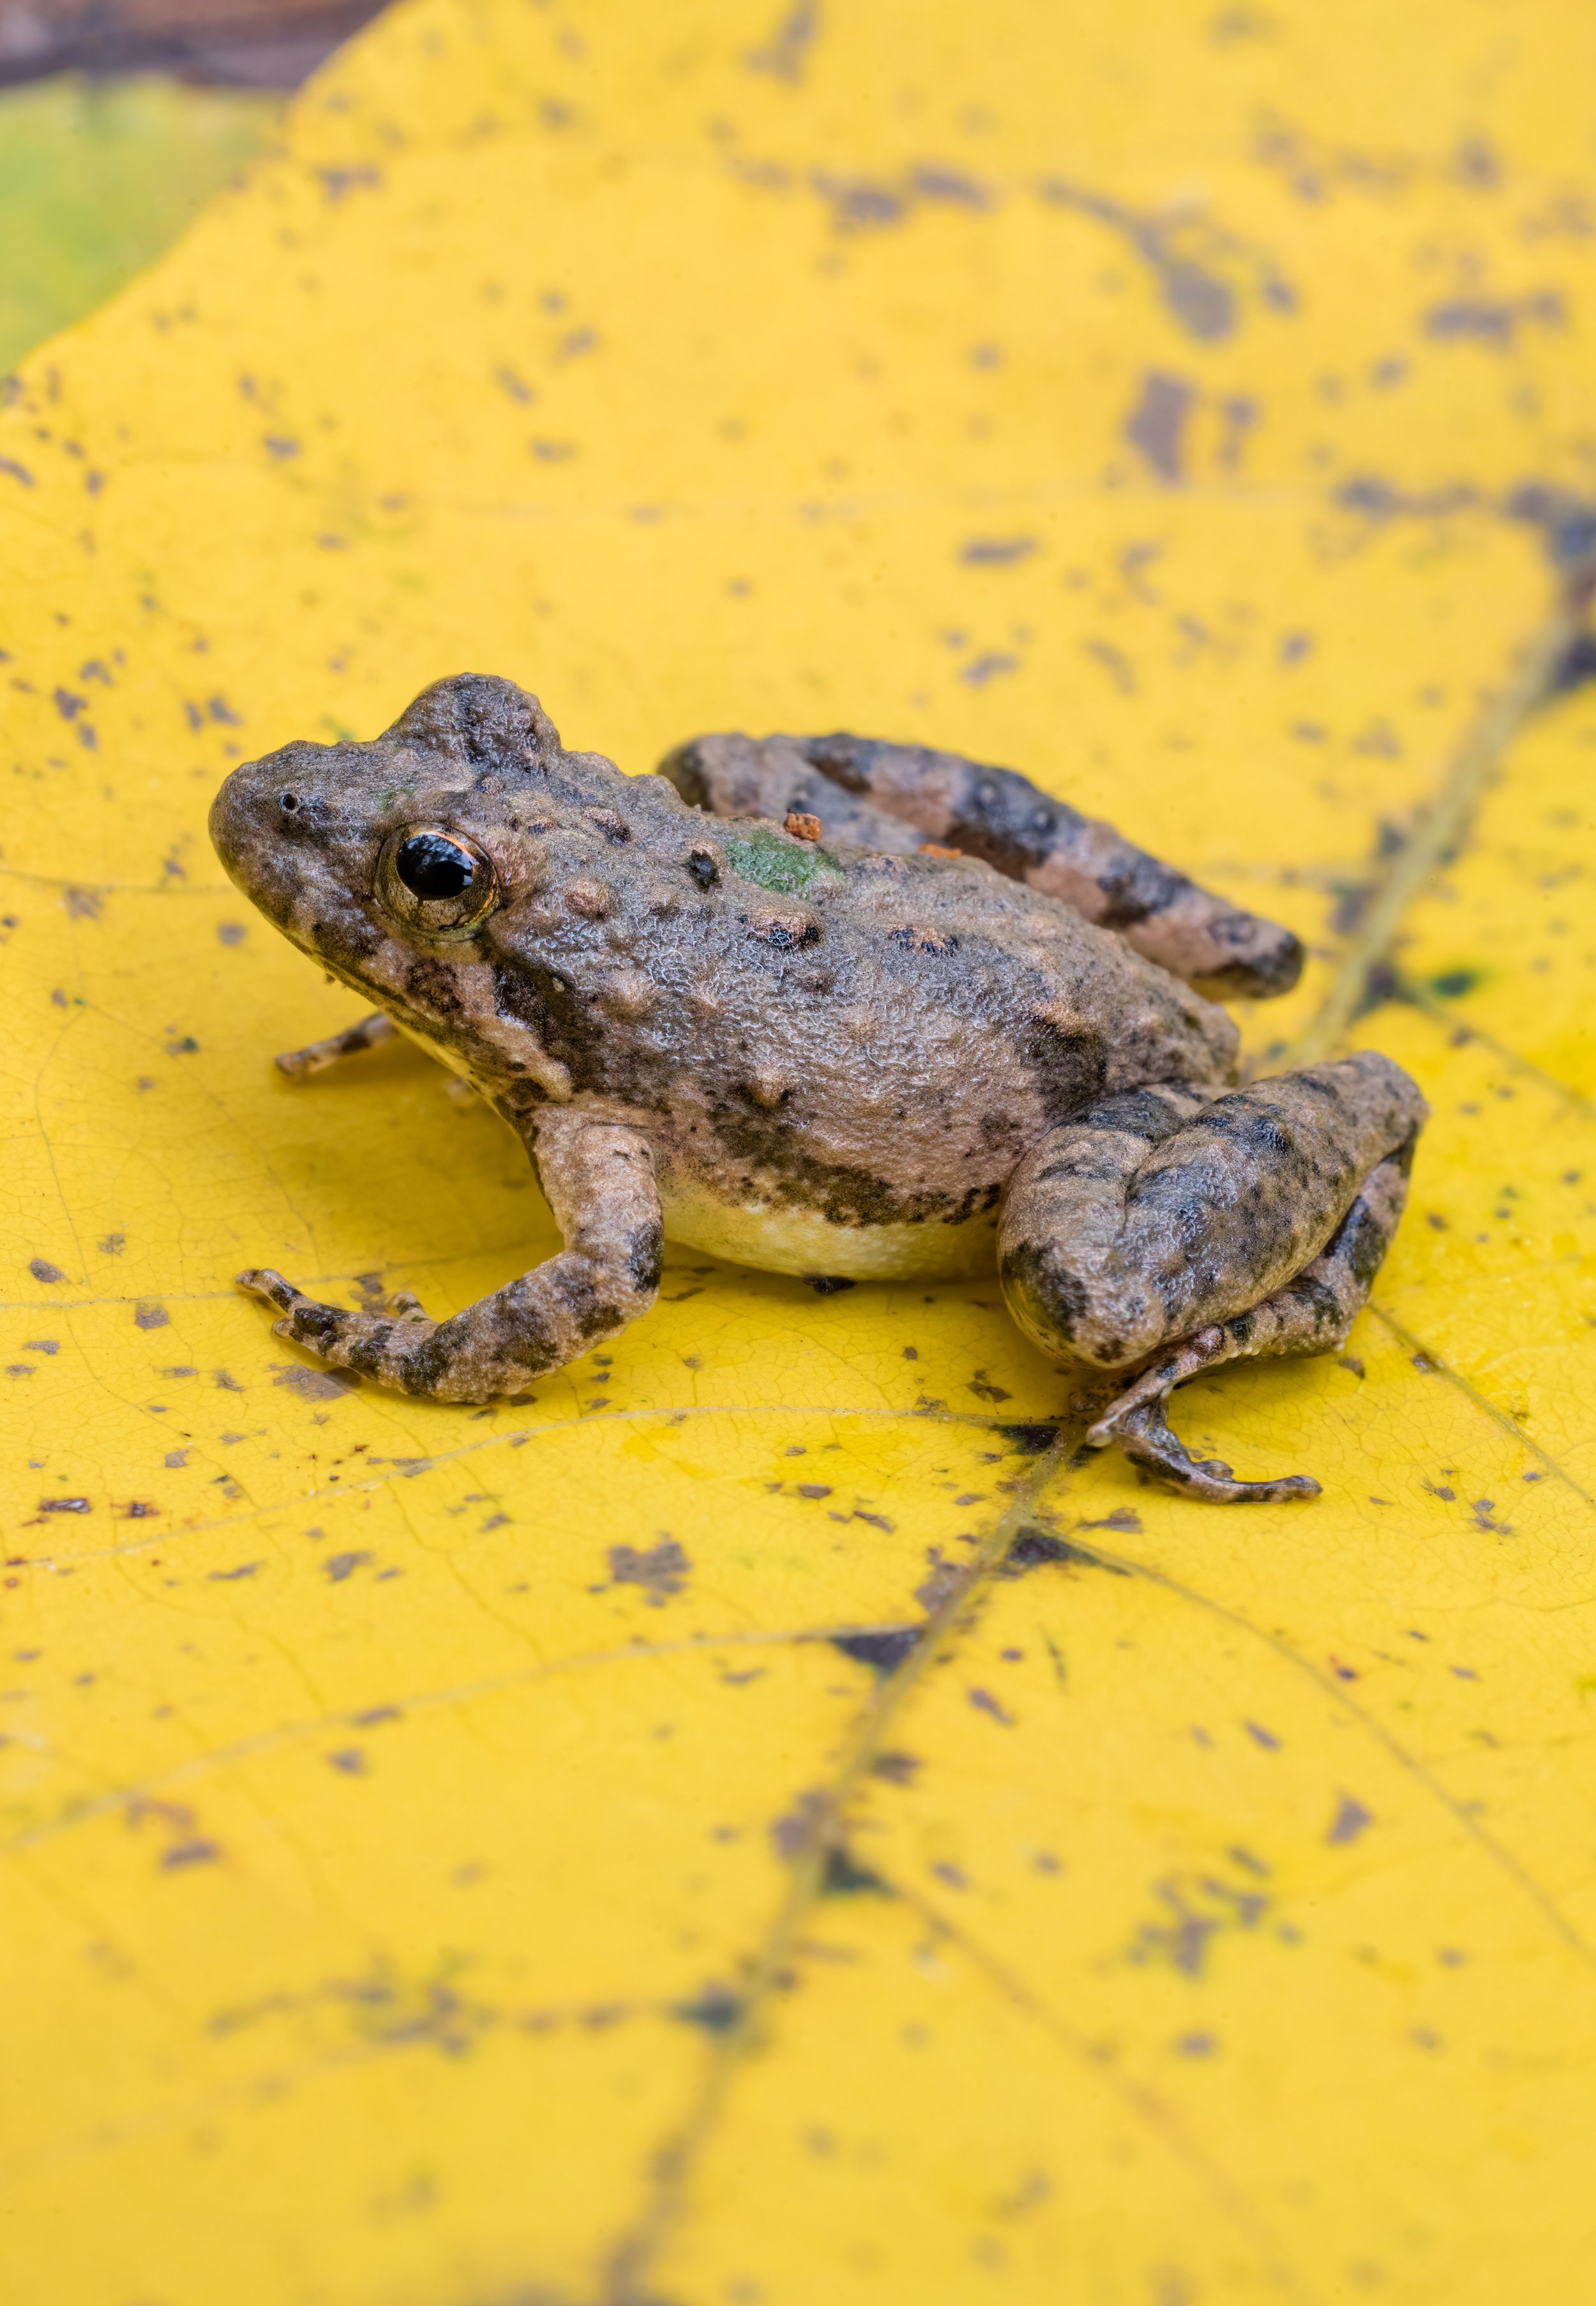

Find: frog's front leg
997;1053;1427;1502
275;1011;397;1080
237;1115;663;1400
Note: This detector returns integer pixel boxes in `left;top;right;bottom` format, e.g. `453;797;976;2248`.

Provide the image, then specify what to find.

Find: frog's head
209;672;688;1106
211;673;562;962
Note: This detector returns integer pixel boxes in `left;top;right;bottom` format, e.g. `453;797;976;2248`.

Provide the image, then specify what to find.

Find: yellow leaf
3;3;1595;2300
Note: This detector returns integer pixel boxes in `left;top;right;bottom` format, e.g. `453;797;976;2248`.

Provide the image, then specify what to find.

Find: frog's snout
209;746;343;932
209;757;266;889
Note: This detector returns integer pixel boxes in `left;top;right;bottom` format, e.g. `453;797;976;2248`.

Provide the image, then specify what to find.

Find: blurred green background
0;0;389;372
0;74;281;372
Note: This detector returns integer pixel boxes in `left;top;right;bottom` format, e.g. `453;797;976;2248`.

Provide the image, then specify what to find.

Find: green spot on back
723;826;841;896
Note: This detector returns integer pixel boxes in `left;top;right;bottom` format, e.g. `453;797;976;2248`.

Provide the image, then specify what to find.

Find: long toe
237;1267;296;1311
1116;1401;1321;1505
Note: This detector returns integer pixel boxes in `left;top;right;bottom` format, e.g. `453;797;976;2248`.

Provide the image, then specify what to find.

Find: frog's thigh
998;1051;1428;1371
237;1117;662;1401
1083;1145;1413;1501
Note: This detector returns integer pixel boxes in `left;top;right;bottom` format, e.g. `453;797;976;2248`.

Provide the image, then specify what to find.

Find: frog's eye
396;832;477;898
377;824;499;937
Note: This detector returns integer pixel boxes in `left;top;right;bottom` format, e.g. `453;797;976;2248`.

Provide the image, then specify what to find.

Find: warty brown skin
659;730;1306;1000
210;674;1427;1500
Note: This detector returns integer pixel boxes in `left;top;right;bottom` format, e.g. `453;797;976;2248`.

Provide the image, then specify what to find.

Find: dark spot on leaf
1003;1525;1130;1576
831;1626;922;1672
967;1371;1011;1402
1328;1795;1373;1844
960;536;1037;565
324;1550;372;1582
608;1537;689;1603
871;1750;921;1784
968;1686;1014;1725
1124;370;1195;482
771;1788;827;1857
671;1986;744;2034
271;1362;359;1399
821;1846;892;1896
959;651;1020;687
993;1421;1059;1454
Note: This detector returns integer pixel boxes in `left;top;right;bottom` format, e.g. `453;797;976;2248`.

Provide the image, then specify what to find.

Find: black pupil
396;833;476;900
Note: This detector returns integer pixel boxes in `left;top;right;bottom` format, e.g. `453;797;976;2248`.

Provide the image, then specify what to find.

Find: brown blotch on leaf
608;1537;690;1603
271;1360;360;1400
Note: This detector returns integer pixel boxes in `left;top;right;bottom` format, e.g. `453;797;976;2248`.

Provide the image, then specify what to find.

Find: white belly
657;1170;998;1280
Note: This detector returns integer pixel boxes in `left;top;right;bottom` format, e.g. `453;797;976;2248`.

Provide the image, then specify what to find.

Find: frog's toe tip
1225;1470;1321;1503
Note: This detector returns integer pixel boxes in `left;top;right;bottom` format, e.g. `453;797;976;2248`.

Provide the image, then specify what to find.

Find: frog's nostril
280;790;301;813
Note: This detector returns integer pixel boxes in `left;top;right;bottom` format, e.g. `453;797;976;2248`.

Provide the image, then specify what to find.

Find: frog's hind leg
1083;1149;1413;1502
997;1052;1427;1503
275;1011;397;1079
659;729;1302;1000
